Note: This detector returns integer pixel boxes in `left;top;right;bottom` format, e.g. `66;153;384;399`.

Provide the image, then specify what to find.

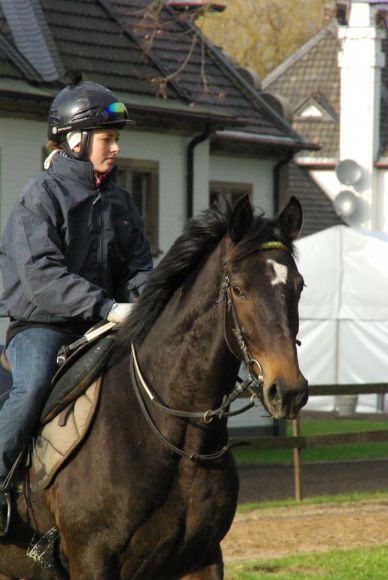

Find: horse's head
223;195;308;419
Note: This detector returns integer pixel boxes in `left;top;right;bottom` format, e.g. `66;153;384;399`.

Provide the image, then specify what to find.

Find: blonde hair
46;140;64;154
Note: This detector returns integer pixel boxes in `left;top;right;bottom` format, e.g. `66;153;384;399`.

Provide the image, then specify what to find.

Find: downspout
273;151;294;215
186;125;211;220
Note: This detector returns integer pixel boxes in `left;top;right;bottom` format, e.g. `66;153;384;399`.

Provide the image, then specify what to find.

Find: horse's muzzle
264;376;308;420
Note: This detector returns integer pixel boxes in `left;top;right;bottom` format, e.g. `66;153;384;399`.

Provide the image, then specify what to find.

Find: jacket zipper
93;187;107;284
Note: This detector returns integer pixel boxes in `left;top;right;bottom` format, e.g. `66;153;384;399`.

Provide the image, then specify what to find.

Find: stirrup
0;488;11;536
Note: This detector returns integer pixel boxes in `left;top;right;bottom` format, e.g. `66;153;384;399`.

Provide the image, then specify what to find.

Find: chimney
323;1;337;25
338;0;386;228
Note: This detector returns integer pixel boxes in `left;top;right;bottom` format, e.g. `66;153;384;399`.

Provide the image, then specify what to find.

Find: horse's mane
118;196;292;348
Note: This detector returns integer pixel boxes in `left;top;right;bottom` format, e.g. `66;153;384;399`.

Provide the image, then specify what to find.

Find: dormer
294;95;337;122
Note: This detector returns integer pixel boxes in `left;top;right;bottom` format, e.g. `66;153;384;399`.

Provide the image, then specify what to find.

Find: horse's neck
139;240;239;408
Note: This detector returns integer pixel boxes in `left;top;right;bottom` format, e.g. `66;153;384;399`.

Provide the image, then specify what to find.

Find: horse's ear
276;196;303;241
229;194;253;243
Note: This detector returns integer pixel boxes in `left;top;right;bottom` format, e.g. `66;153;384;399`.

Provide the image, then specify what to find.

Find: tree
199;0;336;80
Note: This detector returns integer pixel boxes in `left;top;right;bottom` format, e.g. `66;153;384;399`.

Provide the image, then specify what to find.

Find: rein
130;240;289;463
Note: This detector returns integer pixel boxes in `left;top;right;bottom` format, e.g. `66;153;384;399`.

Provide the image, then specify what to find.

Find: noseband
129;240;289;463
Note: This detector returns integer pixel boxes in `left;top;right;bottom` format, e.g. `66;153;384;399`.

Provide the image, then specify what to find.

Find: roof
262;22;346;234
380;35;388;156
263;22;340;160
289;162;345;237
0;0;313;151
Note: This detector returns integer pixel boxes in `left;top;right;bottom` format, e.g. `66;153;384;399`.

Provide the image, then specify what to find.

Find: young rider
0;70;152;533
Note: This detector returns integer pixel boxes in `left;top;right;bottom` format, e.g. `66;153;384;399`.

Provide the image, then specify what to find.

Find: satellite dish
333;190;360;218
335;159;363;186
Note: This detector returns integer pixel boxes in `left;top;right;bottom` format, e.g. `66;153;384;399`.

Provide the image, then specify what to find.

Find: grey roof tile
0;0;60;81
380;36;388;156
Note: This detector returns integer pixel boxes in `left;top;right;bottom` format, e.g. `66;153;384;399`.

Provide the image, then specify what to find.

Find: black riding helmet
48;70;134;161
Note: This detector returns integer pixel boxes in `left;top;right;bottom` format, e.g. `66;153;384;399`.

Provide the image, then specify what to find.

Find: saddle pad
32;377;101;491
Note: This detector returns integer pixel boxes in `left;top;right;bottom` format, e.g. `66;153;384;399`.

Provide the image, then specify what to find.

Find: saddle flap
40;335;115;424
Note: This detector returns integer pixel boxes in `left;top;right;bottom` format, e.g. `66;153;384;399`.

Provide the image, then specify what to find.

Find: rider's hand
107;302;134;323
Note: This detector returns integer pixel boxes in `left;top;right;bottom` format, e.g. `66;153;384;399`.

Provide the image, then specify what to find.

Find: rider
0;70;152;533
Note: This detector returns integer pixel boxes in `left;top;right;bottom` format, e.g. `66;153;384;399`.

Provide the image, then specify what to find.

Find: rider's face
88;129;120;173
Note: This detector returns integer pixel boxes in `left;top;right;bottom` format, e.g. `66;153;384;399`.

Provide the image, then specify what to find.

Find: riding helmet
47;70;134;160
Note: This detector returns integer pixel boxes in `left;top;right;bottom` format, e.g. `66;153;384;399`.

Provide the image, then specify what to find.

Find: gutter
214;130;319;151
186;125;211;220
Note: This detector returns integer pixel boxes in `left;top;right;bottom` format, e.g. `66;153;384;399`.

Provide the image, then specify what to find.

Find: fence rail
233;384;388;500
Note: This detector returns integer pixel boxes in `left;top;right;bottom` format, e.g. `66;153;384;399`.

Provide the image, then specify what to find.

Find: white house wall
0;118;46;232
209;155;275;216
0;118;48;340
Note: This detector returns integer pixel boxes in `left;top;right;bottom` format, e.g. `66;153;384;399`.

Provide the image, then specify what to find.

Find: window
209;180;253;207
116;160;160;256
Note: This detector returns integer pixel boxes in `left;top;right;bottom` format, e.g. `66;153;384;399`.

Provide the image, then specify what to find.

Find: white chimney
338;0;386;229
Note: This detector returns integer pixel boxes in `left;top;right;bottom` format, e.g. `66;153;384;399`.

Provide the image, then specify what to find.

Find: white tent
295;225;388;413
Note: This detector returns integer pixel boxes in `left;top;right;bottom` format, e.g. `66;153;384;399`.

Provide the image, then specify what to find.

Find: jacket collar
49;154;115;190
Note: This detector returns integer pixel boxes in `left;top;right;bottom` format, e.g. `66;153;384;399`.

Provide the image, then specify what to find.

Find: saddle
41;324;116;423
1;323;117;492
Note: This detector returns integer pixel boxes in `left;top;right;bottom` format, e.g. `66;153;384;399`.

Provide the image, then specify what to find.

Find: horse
0;193;308;579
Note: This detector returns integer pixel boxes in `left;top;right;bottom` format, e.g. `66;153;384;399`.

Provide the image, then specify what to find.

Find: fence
232;384;388;501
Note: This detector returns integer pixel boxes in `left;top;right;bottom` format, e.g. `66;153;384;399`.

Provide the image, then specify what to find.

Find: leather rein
129;240;289;463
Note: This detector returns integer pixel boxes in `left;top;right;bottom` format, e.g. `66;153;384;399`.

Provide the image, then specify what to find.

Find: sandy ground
222;500;388;562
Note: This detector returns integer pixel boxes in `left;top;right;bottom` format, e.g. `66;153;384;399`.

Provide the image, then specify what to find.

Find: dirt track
222;500;388;562
221;459;388;563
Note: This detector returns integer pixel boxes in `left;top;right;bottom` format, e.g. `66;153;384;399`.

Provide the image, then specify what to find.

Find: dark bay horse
0;194;307;579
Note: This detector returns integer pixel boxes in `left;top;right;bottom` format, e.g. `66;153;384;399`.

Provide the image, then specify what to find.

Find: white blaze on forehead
267;258;288;286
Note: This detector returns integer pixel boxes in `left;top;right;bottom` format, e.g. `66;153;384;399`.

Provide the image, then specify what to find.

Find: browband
258;241;288;251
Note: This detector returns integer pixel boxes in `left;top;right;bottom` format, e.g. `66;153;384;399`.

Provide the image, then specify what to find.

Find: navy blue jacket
0;155;152;325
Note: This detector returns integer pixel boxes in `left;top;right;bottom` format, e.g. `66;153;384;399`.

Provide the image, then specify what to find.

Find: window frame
209;180;253;206
116;158;160;257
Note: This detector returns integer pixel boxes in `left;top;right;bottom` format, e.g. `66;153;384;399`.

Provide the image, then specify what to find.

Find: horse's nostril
268;382;280;403
298;384;309;409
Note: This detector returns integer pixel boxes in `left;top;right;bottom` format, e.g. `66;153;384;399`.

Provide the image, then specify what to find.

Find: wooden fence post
292;418;302;501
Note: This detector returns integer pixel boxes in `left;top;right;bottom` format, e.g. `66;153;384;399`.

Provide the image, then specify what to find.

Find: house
0;0;316;339
263;0;388;235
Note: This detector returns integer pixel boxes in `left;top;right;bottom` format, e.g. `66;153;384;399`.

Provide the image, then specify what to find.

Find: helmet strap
62;131;91;161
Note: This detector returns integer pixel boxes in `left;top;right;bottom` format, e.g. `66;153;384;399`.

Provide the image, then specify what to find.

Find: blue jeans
0;328;78;479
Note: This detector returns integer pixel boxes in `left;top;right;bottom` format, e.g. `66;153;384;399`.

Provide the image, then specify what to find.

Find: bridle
129;240;289;462
217;269;264;388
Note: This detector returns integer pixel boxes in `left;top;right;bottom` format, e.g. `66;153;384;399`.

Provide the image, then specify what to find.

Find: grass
232;418;388;465
225;545;388;579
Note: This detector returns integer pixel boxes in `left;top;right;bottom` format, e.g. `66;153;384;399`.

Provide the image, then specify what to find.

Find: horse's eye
232;286;245;298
